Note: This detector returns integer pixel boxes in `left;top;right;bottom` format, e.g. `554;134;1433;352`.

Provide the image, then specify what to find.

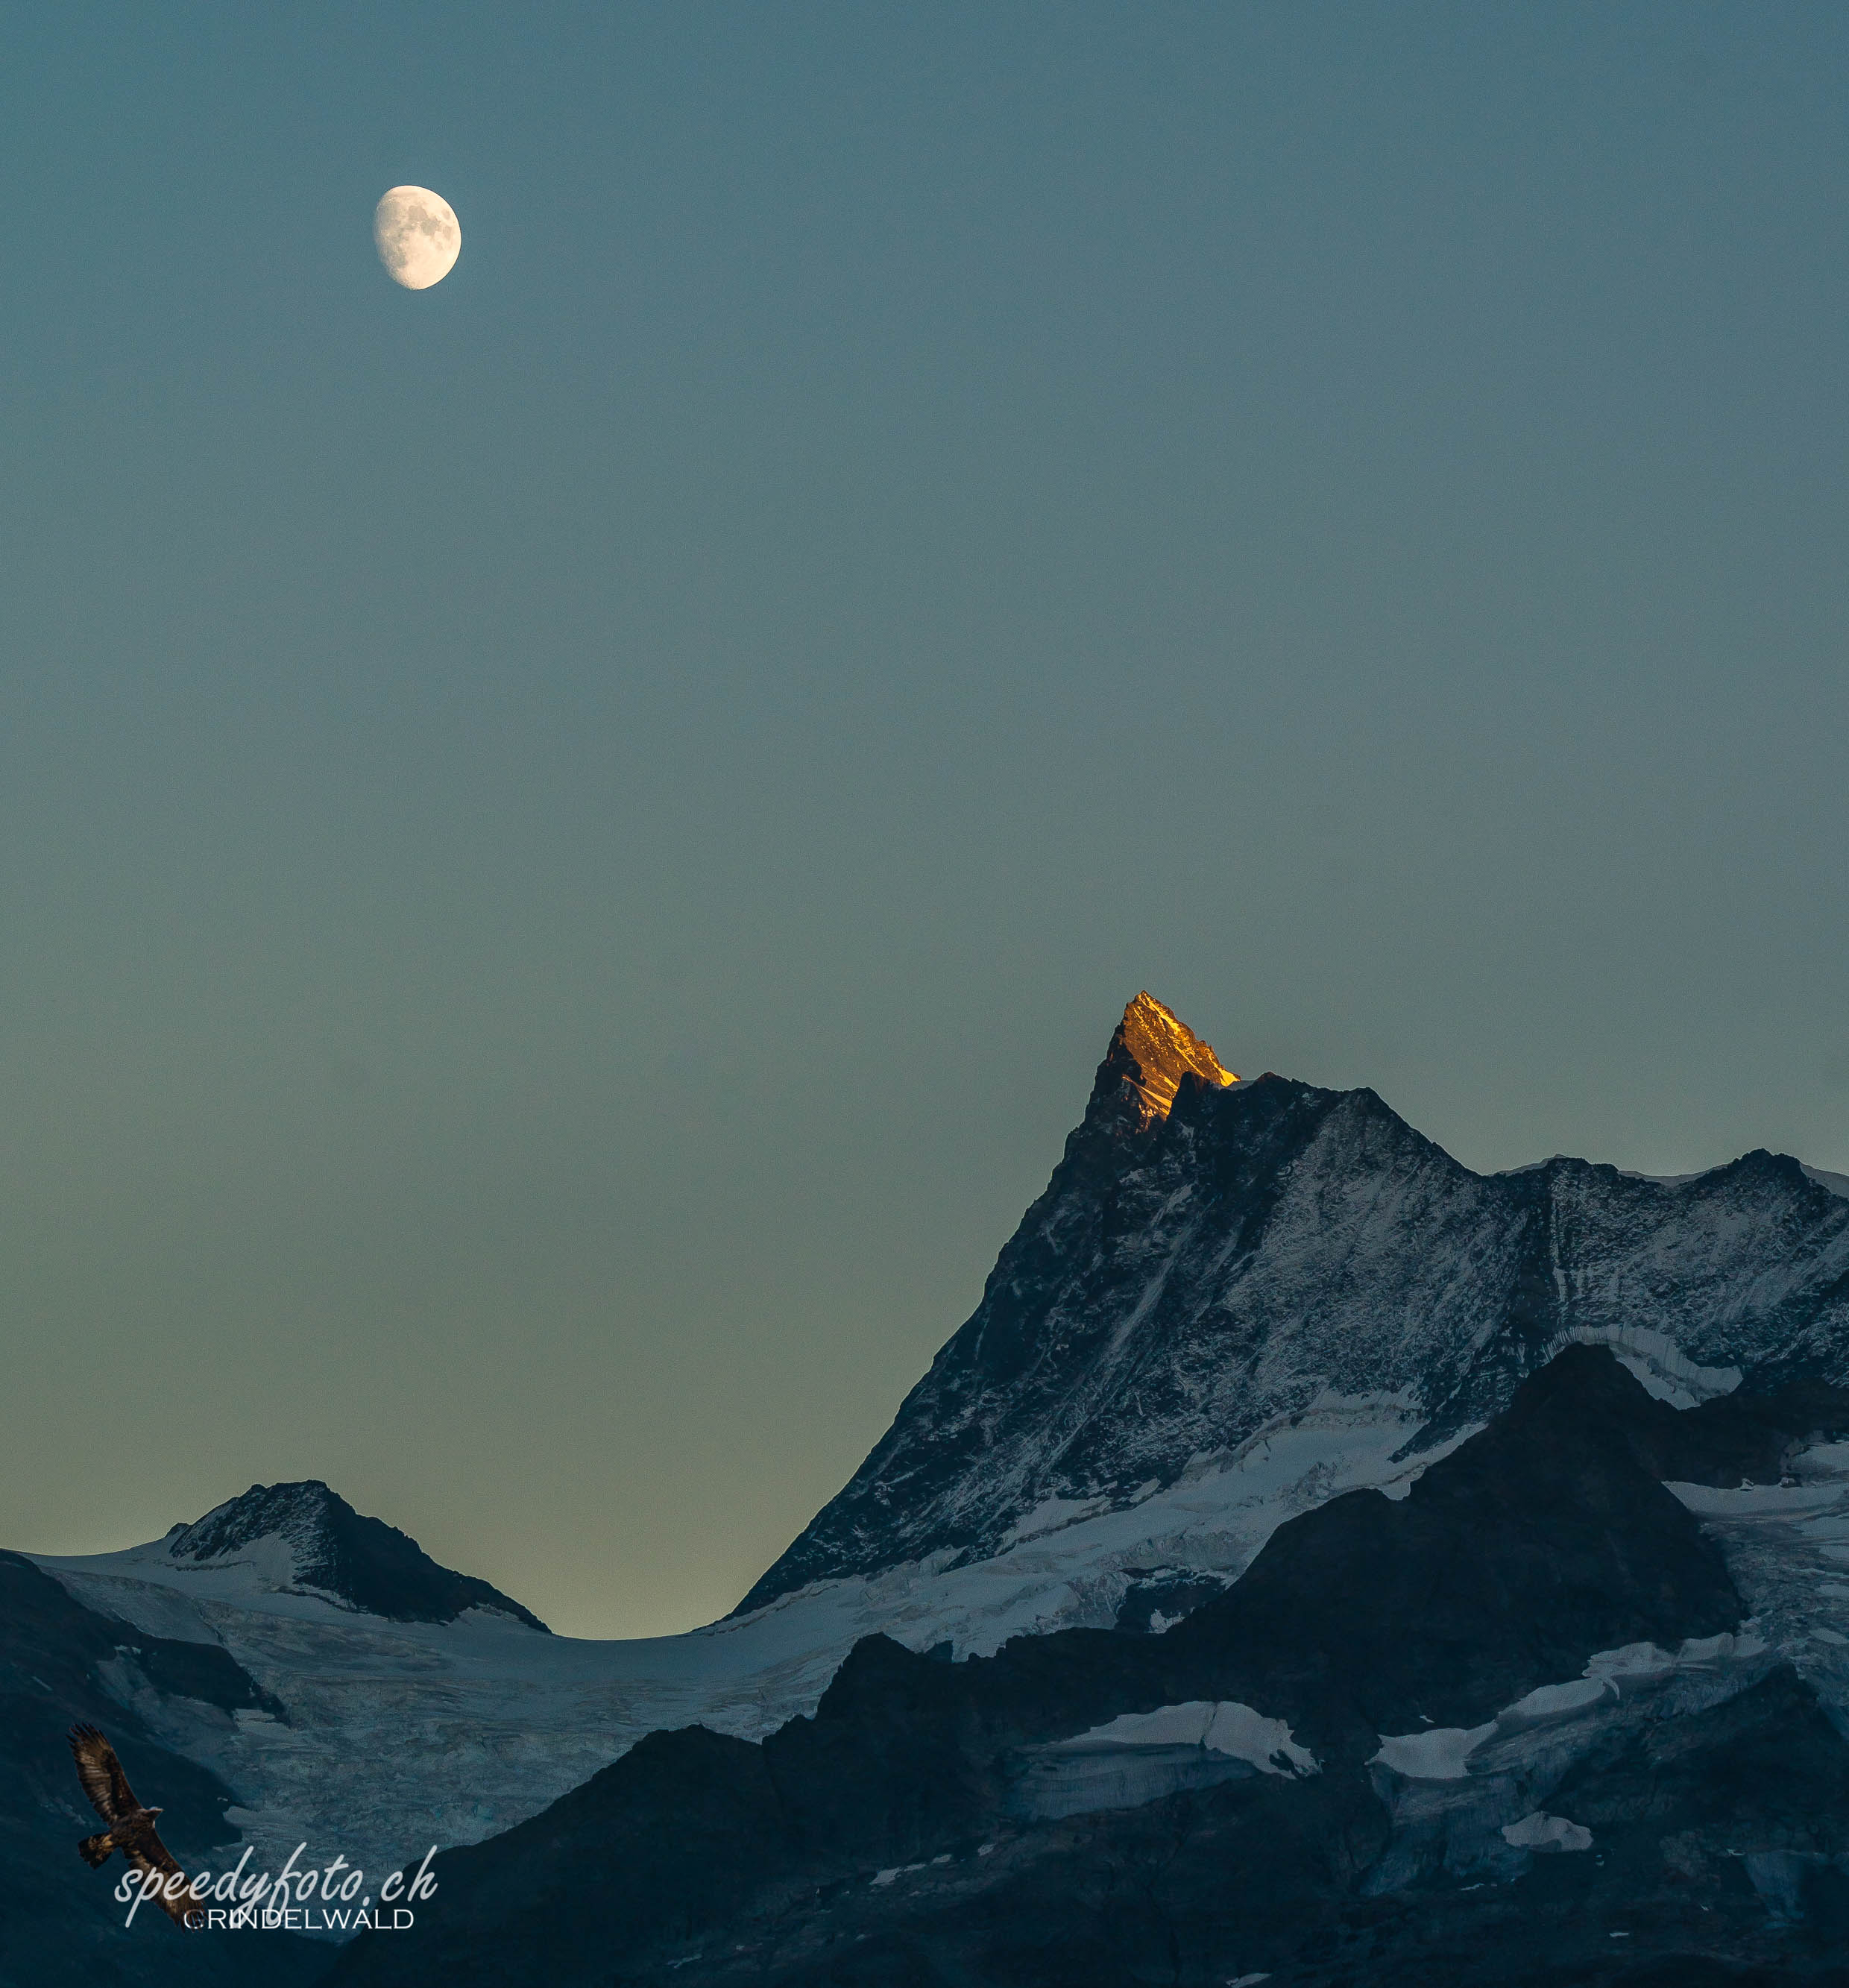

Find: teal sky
2;4;1845;1638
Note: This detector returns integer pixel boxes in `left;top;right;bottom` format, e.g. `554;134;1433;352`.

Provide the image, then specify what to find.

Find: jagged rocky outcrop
740;995;1849;1611
1095;987;1238;1125
168;1480;548;1630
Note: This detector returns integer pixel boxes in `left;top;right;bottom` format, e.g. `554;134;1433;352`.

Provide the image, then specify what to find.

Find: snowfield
28;1394;1450;1881
28;1394;1849;1884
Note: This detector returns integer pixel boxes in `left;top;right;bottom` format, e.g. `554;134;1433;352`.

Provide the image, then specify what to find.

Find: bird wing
123;1831;205;1929
68;1724;138;1822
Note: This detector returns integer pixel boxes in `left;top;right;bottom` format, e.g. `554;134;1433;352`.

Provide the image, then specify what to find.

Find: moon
373;186;460;291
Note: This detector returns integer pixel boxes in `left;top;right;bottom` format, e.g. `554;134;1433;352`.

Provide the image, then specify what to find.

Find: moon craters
374;186;461;291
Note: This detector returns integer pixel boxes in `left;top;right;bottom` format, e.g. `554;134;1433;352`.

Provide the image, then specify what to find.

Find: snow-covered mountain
741;993;1849;1611
22;993;1849;1984
163;1479;547;1629
33;1496;815;1889
34;1489;1036;1893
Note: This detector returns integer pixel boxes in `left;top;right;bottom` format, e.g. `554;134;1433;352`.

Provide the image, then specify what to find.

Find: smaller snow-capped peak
171;1479;344;1571
1097;992;1236;1130
168;1479;549;1632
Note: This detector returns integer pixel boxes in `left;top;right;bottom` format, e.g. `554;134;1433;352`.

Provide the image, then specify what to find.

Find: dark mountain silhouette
326;1350;1849;1987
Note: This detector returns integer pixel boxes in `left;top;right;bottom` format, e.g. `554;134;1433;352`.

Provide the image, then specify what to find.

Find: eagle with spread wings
69;1724;204;1928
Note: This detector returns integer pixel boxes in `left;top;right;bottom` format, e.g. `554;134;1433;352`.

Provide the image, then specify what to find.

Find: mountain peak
737;995;1849;1614
168;1479;549;1632
1098;991;1236;1128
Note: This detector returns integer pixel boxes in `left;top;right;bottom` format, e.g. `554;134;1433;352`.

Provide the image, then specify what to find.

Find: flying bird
69;1724;204;1928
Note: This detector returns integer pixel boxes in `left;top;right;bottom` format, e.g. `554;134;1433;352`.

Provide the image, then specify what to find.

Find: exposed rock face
170;1480;548;1630
1097;989;1237;1127
740;997;1849;1613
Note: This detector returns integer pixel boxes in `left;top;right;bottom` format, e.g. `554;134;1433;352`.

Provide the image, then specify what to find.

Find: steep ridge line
740;997;1849;1613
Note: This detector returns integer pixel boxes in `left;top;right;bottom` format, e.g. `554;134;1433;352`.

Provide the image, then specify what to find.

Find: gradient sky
2;4;1845;1638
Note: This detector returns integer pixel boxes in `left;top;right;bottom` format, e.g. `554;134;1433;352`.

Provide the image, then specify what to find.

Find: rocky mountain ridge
168;1479;549;1630
741;995;1849;1612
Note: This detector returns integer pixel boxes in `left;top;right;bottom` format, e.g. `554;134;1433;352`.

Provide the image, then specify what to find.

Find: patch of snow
1055;1703;1217;1749
1377;1631;1771;1782
1048;1700;1317;1778
1372;1723;1496;1781
1203;1702;1319;1775
1502;1811;1593;1853
1656;1630;1768;1667
1561;1325;1740;1404
174;1527;306;1587
1584;1641;1678;1679
1105;1219;1203;1358
1666;1482;1843;1517
1494;1676;1616;1734
721;1399;1464;1667
998;1494;1113;1548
